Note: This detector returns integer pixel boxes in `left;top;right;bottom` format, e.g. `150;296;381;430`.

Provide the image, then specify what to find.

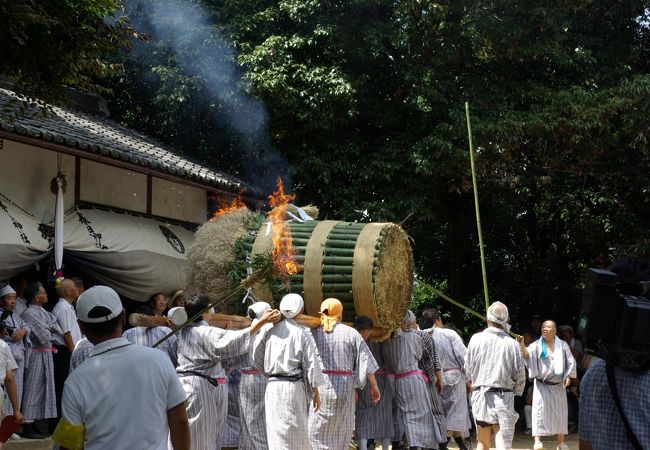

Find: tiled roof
0;88;249;193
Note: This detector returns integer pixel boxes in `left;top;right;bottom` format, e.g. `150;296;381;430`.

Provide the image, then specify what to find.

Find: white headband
487;301;511;333
0;285;16;297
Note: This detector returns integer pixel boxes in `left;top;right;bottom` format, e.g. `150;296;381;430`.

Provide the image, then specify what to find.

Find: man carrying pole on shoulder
254;293;325;450
466;301;526;450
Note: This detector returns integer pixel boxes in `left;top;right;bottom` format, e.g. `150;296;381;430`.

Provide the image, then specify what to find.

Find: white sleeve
0;342;17;374
61;377;84;425
164;358;187;410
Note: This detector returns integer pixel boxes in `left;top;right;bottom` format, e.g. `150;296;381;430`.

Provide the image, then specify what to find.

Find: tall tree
0;0;132;103
104;0;650;327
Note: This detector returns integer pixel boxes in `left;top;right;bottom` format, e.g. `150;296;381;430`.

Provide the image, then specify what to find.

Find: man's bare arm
4;370;23;423
64;332;74;353
516;335;530;359
167;402;190;450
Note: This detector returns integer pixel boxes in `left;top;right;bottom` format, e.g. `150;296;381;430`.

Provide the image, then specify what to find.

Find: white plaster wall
1;138;207;223
0;139;76;221
80;159;147;212
152;177;206;223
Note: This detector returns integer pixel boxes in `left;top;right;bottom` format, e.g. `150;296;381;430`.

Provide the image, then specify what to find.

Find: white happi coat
308;323;379;450
170;321;250;450
254;318;326;450
466;327;526;449
429;326;471;436
525;338;576;436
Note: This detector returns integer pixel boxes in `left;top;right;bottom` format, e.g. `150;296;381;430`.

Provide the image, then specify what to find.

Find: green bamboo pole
294;255;355;265
466;102;490;314
416;279;517;339
322;265;354;271
321;274;353;282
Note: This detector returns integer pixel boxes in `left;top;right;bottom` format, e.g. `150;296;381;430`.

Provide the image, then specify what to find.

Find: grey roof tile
0;88;249;193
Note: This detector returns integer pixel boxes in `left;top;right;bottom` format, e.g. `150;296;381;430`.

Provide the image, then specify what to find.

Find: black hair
81;314;122;337
148;292;165;307
352;315;374;331
25;281;43;303
419;308;441;329
185;294;211;323
134;306;155;316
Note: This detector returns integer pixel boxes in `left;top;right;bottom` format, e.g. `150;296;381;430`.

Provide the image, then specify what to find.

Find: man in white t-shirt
51;278;82;434
52;286;189;450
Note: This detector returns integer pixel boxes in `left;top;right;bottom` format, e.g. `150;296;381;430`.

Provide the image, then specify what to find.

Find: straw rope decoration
352;223;384;320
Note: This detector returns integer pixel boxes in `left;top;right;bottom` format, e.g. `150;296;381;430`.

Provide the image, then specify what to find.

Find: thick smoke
123;0;290;192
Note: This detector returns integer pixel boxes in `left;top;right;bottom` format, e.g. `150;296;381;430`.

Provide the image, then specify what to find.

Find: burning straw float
183;179;413;338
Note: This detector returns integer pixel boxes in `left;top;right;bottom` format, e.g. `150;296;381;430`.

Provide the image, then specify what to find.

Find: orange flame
209;195;246;221
268;177;300;276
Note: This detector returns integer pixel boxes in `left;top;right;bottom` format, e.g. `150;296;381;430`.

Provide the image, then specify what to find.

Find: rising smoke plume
123;0;290;193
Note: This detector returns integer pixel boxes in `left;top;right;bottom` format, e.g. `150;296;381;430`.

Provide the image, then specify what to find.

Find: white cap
247;302;271;320
0;285;16;297
76;286;124;323
167;307;188;326
280;293;303;319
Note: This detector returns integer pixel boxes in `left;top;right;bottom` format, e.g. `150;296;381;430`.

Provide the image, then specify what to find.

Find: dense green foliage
6;0;650;331
0;0;132;103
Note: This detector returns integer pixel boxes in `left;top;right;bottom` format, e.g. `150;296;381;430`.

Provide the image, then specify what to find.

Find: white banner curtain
54;177;64;273
62;209;195;301
0;194;52;279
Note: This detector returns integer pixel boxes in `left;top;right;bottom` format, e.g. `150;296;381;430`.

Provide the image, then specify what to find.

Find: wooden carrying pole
465;102;490;313
132;311;386;336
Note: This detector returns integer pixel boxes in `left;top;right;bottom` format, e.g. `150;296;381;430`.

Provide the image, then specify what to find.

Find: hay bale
184;208;253;313
185;209;414;332
372;224;414;338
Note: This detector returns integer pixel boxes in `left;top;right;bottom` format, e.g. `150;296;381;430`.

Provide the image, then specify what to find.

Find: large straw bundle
184;208;256;314
245;221;412;334
185;209;413;335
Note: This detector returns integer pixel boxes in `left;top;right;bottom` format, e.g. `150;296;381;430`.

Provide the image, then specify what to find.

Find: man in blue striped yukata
383;310;444;449
308;298;380;450
420;308;472;450
353;316;393;450
466;301;526;450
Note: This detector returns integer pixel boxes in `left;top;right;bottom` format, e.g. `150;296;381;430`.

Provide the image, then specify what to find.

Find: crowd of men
0;270;644;450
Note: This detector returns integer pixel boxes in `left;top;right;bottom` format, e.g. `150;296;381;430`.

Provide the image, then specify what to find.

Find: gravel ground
446;430;580;450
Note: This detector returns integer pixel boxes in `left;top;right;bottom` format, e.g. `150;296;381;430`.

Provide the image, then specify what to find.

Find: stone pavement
5;437;53;450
